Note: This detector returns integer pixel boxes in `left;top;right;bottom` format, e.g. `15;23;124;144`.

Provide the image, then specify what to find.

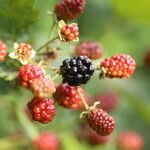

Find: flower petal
73;37;79;42
31;49;36;58
58;20;66;28
14;42;19;49
9;52;17;59
20;59;28;65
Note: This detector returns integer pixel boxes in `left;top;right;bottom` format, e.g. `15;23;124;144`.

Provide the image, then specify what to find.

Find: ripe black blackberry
60;56;94;86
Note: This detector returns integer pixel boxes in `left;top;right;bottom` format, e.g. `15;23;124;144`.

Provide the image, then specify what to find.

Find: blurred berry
59;20;79;42
27;97;56;124
18;64;44;88
75;41;103;59
117;131;144;150
0;41;7;62
33;132;59;150
31;77;56;99
53;83;84;109
87;108;115;136
60;56;94;86
78;124;109;145
93;92;118;112
100;54;136;79
144;50;150;66
55;0;86;21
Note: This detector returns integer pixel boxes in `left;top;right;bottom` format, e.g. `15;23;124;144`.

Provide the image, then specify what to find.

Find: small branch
42;65;59;71
36;37;58;52
77;86;89;110
14;103;39;140
52;73;60;80
47;21;57;41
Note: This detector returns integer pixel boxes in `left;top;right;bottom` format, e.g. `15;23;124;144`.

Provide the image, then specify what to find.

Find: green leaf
0;0;38;41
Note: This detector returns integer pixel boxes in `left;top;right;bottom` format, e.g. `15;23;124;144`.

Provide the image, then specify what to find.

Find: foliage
0;0;38;41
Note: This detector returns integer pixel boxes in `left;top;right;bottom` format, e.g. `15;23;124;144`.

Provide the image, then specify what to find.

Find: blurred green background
0;0;150;149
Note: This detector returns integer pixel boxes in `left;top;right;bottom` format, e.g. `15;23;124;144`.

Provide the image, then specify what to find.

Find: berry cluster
100;54;136;79
33;132;59;150
87;108;115;136
31;77;56;99
60;56;94;86
18;64;44;88
59;21;79;42
55;0;86;21
1;0;139;148
53;83;84;109
18;64;56;124
27;97;56;124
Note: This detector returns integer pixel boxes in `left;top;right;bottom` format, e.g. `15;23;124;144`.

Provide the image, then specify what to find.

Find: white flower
9;42;36;65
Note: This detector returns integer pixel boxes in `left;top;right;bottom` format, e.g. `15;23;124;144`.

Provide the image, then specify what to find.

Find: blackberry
100;54;136;79
33;132;60;150
87;108;115;136
55;0;86;21
53;83;84;109
117;131;144;150
60;56;94;86
27;97;56;124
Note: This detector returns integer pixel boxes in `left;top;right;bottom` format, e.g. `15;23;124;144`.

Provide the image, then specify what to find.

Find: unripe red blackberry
93;92;118;112
60;56;94;86
78;124;109;145
117;131;144;150
18;64;44;88
53;83;84;109
87;108;115;136
144;50;150;66
33;132;59;150
75;41;103;59
0;41;7;61
27;97;56;124
59;21;79;42
100;54;136;79
31;77;56;99
55;0;86;21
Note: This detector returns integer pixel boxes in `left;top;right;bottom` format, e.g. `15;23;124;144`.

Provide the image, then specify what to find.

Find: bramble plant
0;0;139;149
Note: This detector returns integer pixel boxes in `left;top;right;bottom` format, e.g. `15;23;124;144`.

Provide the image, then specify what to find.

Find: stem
42;65;58;71
52;73;60;80
47;21;57;40
49;66;59;71
77;87;89;110
36;37;58;52
14;103;39;140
